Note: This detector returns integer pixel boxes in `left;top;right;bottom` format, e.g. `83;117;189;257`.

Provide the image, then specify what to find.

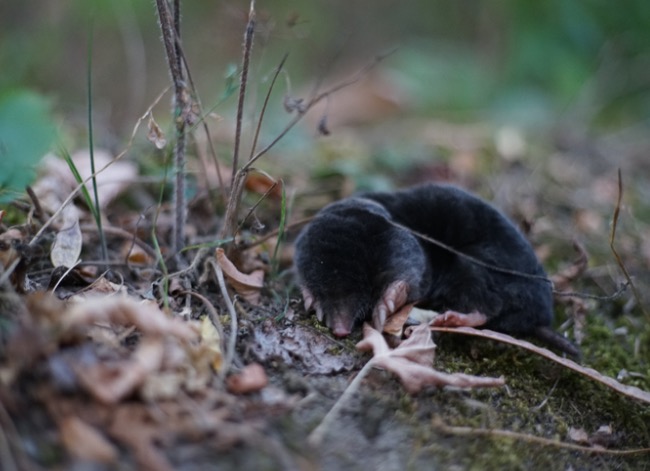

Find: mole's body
294;184;579;356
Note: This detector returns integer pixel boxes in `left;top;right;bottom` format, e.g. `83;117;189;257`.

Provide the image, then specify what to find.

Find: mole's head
302;285;375;337
295;198;392;337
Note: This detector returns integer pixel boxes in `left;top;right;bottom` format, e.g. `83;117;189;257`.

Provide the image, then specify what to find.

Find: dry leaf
147;114;167;149
63;296;199;340
215;248;264;304
200;315;224;372
51;205;82;268
226;363;268;394
357;323;505;393
59;415;118;463
382;303;414;337
74;337;164;404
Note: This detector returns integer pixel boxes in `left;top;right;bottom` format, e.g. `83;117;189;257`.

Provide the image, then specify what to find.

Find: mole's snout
327;314;354;338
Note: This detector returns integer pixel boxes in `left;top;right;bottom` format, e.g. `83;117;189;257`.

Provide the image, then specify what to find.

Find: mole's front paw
372;280;410;331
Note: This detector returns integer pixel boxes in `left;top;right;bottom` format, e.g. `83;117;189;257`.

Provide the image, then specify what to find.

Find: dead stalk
434;421;650;456
307;359;376;446
209;258;238;375
154;0;187;260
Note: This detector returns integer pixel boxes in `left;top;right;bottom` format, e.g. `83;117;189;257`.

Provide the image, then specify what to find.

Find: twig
608;169;647;318
307;359;376;446
248;53;289;161
231;0;256;187
25;186;47;225
246;48;396;169
433;421;650;456
238;216;312;250
154;0;187;259
208;258;238;375
234;171;278;236
168;10;226;201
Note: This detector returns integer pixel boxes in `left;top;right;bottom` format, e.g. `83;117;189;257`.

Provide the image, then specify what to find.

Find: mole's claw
315;305;324;322
301;287;314;311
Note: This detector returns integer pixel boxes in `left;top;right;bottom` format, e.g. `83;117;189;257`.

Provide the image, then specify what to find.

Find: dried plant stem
154;0;187;260
608;169;647;319
433;421;650;456
231;1;256;187
209;259;238;375
308;360;376;446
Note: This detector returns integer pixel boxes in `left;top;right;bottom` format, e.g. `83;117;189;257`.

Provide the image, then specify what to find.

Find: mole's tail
533;326;581;360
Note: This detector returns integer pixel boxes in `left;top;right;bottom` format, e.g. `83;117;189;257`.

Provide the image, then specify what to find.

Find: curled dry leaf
147;114;167;149
357;323;505;394
382;302;414;338
63;296;199;341
226;363;268;394
74;337;164;404
59;415;118;463
215;248;264;304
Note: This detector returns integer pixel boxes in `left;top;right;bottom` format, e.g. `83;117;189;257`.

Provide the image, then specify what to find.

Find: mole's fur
294;184;579;356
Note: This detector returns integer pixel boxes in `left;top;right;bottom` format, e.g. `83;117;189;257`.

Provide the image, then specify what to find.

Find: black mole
294;183;579;357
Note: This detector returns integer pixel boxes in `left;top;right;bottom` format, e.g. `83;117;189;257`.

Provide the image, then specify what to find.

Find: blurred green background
2;0;650;184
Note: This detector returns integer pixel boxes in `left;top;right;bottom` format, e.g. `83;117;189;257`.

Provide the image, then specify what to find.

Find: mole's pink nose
330;317;352;337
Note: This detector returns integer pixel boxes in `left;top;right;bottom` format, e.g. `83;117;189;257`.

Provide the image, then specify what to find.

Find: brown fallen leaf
309;323;504;446
430;326;650;404
382;302;414;338
357;323;504;393
63;296;199;340
226;363;268;394
200;314;224;372
147;114;167;149
74;337;164;404
215;248;264;304
59;415;118;463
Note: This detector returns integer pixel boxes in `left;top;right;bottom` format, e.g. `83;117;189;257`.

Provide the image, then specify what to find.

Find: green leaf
0;90;56;202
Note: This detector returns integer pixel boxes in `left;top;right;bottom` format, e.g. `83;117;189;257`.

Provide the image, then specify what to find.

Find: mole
294;183;580;357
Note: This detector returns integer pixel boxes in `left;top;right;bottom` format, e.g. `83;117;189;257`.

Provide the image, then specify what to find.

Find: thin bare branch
154;0;188;259
433;421;650;456
232;1;256;187
248;53;289;161
245;49;396;169
608;169;647;318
